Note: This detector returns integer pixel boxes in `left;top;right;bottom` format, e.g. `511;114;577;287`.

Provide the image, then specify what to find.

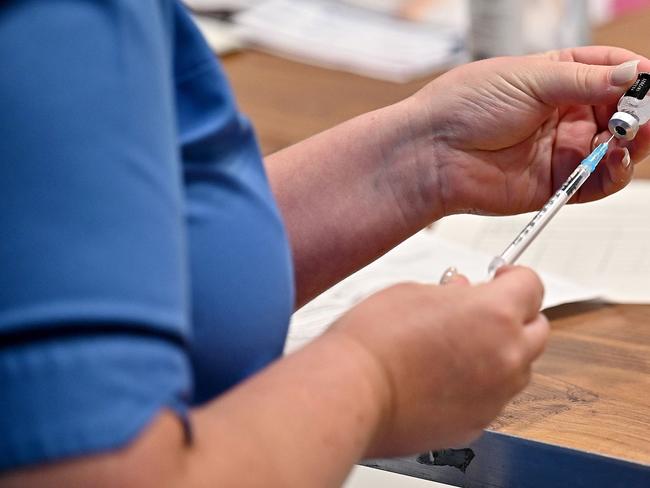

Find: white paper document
435;181;650;304
286;230;597;353
344;465;452;488
233;0;464;82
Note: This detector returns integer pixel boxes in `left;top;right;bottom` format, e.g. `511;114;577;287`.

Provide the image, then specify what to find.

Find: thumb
527;59;640;106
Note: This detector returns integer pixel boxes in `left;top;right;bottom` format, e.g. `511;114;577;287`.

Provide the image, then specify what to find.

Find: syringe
488;135;614;276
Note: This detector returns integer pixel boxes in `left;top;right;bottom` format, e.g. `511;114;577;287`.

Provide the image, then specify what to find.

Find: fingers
522;313;550;363
540;46;650;186
486;268;549;365
602;144;634;193
576;132;634;203
545;46;650;74
528;58;640;107
488;266;545;321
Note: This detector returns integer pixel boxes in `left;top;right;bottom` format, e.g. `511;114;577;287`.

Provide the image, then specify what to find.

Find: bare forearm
1;331;389;488
265;97;442;307
188;330;389;487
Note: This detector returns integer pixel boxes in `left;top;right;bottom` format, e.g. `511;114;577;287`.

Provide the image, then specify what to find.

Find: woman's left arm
265;96;439;307
266;46;650;307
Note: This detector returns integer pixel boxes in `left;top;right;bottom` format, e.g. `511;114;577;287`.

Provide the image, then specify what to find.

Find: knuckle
574;64;594;98
516;266;544;295
541;49;561;61
525;315;551;359
537;314;551;338
489;303;518;328
500;345;525;371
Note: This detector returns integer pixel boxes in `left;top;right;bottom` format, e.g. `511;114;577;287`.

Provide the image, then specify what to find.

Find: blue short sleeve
0;1;191;470
172;5;295;403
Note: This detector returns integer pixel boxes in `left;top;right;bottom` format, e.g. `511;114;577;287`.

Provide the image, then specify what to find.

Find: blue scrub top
0;0;294;470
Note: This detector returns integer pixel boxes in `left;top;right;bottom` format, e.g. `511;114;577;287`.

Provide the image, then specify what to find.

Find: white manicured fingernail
440;267;458;285
611;60;640;86
591;134;599;150
623;147;632;168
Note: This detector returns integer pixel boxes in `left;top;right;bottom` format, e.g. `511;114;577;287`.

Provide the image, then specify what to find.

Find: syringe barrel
499;188;569;265
496;164;591;267
488;138;610;277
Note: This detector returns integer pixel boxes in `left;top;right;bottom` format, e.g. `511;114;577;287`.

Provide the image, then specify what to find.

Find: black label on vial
625;73;650;100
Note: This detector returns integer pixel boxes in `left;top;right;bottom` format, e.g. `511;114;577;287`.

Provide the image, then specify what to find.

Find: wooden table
222;8;650;473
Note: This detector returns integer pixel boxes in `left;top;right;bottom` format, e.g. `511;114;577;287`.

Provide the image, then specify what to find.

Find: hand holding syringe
487;72;650;276
487;134;614;277
436;71;649;285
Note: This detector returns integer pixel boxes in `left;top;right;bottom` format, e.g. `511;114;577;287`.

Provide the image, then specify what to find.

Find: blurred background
184;0;650;82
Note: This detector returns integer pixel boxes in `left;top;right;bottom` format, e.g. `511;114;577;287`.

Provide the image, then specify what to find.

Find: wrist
360;97;448;227
394;93;456;220
323;326;395;457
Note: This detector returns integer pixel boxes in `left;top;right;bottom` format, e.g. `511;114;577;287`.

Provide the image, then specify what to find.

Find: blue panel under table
364;430;650;487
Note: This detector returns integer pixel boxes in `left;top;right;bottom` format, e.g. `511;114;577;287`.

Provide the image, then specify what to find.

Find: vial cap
609;111;639;141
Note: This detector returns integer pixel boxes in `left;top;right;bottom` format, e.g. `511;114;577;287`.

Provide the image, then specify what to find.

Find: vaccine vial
609;73;650;141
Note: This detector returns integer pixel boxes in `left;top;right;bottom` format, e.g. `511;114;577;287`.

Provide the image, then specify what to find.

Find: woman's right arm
2;266;548;488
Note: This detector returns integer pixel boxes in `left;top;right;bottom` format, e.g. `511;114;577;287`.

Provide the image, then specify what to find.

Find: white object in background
434;181;650;304
526;0;591;52
590;0;615;26
338;0;405;16
344;465;453;488
233;0;464;82
286;230;598;354
191;14;244;54
183;0;262;11
468;0;525;59
343;0;468;31
560;0;591;47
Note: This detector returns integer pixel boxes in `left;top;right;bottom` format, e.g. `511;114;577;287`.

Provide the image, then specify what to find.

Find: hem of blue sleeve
1;403;189;473
0;335;192;472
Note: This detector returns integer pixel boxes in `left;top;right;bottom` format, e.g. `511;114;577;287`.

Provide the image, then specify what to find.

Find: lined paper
435;181;650;304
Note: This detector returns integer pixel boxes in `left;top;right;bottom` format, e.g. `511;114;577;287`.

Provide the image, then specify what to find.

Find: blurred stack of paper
232;0;465;82
184;0;261;11
343;0;467;27
185;0;636;78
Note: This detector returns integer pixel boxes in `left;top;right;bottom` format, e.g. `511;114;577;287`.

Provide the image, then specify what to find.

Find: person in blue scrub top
1;2;649;486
